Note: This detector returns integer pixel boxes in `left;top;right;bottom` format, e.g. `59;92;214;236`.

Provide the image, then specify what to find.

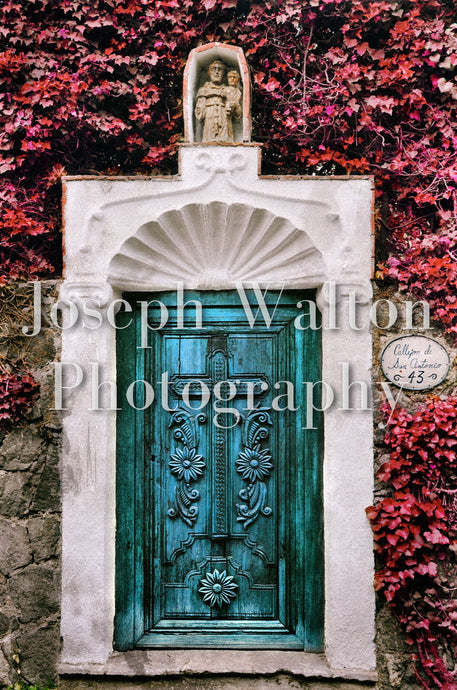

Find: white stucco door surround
58;143;376;683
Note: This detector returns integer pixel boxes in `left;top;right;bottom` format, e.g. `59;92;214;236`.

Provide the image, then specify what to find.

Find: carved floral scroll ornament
167;408;206;528
236;409;273;529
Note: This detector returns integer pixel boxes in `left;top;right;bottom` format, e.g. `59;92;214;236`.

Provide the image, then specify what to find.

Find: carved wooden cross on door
167;334;271;538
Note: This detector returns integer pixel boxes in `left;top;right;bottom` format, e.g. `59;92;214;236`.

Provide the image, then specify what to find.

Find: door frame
59;153;376;680
114;290;323;651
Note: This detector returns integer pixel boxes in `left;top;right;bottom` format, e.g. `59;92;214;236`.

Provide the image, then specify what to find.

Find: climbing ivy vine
1;0;457;683
367;399;457;688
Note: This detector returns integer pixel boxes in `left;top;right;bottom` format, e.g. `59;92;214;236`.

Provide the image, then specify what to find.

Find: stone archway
59;149;376;683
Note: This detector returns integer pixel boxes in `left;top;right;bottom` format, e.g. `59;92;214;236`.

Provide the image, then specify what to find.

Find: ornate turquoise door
115;290;323;650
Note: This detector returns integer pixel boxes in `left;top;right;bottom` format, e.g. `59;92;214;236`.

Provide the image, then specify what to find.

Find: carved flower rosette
198;568;238;608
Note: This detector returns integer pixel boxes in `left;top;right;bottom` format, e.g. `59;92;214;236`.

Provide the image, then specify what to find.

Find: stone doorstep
59;674;377;690
58;651;378;682
58;656;378;690
58;650;378;688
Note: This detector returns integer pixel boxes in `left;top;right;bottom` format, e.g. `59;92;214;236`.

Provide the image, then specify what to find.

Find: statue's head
208;60;226;84
227;70;240;87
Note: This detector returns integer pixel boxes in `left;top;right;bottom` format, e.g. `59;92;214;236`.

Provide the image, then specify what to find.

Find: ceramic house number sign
381;335;450;390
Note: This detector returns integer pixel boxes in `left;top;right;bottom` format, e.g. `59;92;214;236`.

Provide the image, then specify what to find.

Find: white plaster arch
107;201;325;292
59;145;376;684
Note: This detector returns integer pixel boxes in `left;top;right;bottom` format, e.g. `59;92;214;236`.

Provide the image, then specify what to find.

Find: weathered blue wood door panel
115;290;323;650
155;330;278;623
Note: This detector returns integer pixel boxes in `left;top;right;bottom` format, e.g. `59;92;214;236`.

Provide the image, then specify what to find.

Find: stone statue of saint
195;60;242;143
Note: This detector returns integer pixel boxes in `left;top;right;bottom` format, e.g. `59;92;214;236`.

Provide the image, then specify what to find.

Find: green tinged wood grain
115;291;323;650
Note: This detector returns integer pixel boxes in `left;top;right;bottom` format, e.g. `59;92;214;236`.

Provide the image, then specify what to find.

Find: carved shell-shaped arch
107;202;325;291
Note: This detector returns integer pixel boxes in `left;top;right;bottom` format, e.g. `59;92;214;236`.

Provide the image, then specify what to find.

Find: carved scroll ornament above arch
107;201;325;292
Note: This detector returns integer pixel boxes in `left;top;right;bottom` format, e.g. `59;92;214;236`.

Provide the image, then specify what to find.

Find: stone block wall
0;282;61;687
2;279;454;688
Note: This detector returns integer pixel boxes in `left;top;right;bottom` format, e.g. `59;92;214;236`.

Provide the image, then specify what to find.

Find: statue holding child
194;60;242;143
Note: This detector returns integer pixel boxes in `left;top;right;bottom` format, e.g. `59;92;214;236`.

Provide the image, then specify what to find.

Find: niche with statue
183;43;251;144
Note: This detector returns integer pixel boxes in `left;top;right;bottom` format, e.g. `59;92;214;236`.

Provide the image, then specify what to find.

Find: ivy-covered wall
370;286;457;689
1;1;457;688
